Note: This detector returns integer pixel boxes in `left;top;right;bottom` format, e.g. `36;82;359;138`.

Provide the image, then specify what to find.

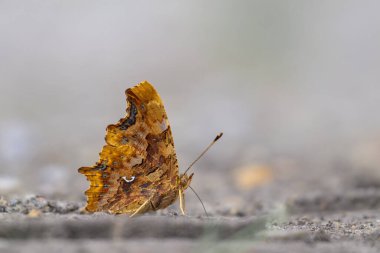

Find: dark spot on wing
147;166;159;176
141;189;150;195
94;163;107;171
141;182;151;188
120;100;137;130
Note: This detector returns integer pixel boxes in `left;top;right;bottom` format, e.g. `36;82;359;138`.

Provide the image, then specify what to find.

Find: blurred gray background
1;1;380;213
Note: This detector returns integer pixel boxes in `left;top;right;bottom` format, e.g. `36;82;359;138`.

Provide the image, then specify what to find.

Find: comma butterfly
78;81;222;216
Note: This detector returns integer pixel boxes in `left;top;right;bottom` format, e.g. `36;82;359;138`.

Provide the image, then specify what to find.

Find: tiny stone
297;220;306;225
9;199;21;206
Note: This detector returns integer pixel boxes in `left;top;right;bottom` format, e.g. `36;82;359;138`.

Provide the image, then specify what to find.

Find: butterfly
78;81;222;216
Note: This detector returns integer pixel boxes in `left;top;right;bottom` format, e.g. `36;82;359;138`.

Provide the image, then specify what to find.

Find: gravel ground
1;191;380;253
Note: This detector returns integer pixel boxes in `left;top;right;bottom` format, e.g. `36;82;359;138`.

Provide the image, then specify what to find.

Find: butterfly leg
130;194;155;217
179;188;186;215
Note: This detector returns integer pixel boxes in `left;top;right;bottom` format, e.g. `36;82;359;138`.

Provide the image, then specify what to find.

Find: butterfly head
179;172;194;191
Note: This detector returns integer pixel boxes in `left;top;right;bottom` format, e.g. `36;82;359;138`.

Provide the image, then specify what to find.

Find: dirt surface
1;192;380;253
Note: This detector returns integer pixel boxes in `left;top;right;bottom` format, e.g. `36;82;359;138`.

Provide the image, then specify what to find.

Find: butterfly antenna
189;185;209;217
184;132;223;175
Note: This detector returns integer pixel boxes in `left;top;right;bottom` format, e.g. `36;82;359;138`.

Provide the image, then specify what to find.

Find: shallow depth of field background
1;1;380;214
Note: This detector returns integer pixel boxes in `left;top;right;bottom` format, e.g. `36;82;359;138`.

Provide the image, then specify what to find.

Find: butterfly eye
122;176;135;183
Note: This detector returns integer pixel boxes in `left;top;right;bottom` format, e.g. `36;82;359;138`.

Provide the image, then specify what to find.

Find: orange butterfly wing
78;81;179;214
